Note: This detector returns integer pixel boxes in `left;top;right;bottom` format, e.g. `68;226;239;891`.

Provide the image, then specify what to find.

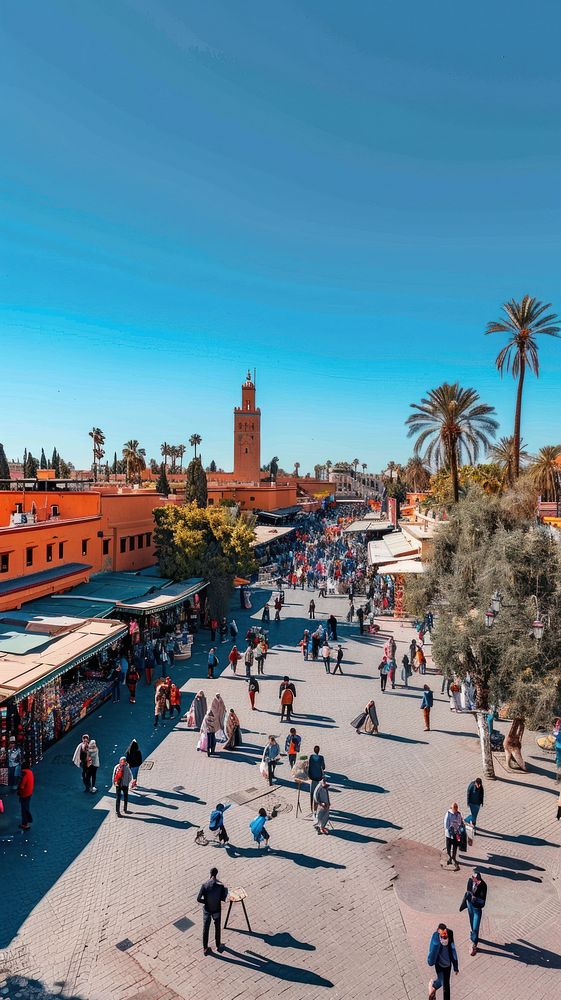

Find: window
129;536;135;551
146;532;152;547
26;547;33;567
120;537;127;554
136;534;143;549
81;539;88;557
59;542;64;559
46;544;53;563
0;553;9;573
102;539;110;556
250;496;255;501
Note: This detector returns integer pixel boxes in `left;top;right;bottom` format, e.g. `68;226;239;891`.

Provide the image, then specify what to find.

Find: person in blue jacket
427;923;459;999
250;807;270;849
420;684;434;731
209;802;231;845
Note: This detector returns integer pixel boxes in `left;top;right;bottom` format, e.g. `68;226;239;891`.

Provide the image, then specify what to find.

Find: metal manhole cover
116;939;134;952
140;760;154;770
173;917;194;932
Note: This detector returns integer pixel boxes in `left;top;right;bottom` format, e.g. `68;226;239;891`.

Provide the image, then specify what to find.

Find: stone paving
0;586;559;1000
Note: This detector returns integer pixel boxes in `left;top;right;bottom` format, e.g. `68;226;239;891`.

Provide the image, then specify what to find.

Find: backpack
114;763;125;786
281;686;294;705
209;808;222;831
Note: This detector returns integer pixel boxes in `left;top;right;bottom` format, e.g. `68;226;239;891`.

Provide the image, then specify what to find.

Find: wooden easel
224;888;252;932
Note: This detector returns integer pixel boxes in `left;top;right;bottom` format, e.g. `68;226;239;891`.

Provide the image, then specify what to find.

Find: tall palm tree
361;462;367;473
294;462;300;477
325;459;333;478
405;456;431;492
527;445;561;504
160;442;170;469
169;445;178;474
488;435;529;487
177;444;186;471
406;383;498;503
89;427;105;482
123;440;146;484
486;296;560;477
352;458;360;475
189;434;202;459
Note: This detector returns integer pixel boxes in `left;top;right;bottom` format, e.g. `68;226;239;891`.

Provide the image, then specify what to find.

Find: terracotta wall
207;484;298;511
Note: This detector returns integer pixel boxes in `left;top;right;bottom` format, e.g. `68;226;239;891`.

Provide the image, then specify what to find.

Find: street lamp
484;609;496;629
532;618;545;641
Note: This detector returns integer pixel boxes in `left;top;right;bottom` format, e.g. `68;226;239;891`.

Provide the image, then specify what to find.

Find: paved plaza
0;587;559;1000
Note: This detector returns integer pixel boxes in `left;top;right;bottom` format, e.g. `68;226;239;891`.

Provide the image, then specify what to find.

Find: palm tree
361;462;367;473
169;445;178;474
325;460;333;477
406;383;498;503
177;444;186;471
488;435;529;488
352;458;360;475
294;462;300;477
89;427;105;482
160;442;170;469
122;440;146;484
405;456;431;492
189;434;202;459
486;296;560;477
527;445;561;504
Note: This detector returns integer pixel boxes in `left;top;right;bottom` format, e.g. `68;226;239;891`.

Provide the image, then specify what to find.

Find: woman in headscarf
85;739;100;793
185;690;207;729
154;683;167;727
223;708;242;750
210;693;227;735
350;699;379;735
198;709;217;756
125;739;143;788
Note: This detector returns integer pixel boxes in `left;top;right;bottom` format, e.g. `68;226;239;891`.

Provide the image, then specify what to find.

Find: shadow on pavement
330;809;401;831
225;928;316;950
376;733;429;745
478;939;561;967
463;852;545;882
214;946;334;986
331;828;386;844
0;976;84;999
225;844;345;869
324;771;388;794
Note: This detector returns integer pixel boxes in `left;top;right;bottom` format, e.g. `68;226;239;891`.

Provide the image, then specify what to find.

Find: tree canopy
185;457;208;507
154;503;256;619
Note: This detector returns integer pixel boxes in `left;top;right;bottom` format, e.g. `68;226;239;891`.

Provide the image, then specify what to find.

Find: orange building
233;370;261;483
0;486;170;611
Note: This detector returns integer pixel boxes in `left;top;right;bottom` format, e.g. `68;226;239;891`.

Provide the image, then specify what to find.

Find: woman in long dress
350;699;379;735
185;691;207;729
223;708;242;750
210;693;227;737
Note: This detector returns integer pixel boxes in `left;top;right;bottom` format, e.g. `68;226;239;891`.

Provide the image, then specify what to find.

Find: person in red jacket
18;768;34;831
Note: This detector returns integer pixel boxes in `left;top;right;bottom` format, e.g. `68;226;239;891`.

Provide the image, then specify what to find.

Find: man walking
333;645;344;674
465;778;484;834
444;803;463;870
420;684;434;731
357;606;364;634
248;675;259;710
309;599;316;620
461;868;487;955
279;676;296;722
409;637;417;666
328;613;337;641
112;755;133;817
308;745;325;811
197;867;228;955
285;727;301;767
427;923;459;999
72;733;91;792
17;767;34;831
321;640;332;674
313;778;331;835
111;660;122;703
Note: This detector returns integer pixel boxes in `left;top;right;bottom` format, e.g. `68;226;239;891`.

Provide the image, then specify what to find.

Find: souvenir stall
0;618;127;781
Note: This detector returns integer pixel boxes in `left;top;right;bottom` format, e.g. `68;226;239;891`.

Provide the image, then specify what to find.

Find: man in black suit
197;867;228;955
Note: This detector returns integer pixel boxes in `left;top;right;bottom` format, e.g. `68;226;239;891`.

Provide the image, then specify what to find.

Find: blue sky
2;0;561;473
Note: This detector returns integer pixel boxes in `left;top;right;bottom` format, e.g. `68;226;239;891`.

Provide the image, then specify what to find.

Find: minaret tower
233;370;261;483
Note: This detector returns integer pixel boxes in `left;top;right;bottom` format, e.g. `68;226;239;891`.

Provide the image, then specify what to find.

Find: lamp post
484;589;545;640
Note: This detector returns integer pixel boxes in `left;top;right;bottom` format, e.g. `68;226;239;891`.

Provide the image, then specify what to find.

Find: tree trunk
513;358;525;478
474;710;496;779
449;440;460;503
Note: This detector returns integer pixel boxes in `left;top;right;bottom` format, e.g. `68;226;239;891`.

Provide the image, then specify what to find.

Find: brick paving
0;586;559;999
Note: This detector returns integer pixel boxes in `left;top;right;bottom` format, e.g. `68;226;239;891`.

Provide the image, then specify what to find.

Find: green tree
527;445;561;503
51;447;60;477
0;443;10;481
406;383;498;503
40;448;47;470
89;427;106;482
189;433;202;459
406;489;561;777
156;462;171;497
25;453;39;478
268;456;279;481
486;296;560;478
209;459;217;473
488;435;530;488
113;451;118;476
23;448;28;477
153;503;256;619
404;456;431;492
185;457;207;507
122;439;146;484
59;459;71;479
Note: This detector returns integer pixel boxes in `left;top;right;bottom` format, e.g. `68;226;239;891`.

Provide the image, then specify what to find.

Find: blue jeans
465;803;480;826
466;900;482;943
432;963;451;999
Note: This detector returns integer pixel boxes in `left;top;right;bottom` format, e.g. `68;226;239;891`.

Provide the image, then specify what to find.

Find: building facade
233;370;261;483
